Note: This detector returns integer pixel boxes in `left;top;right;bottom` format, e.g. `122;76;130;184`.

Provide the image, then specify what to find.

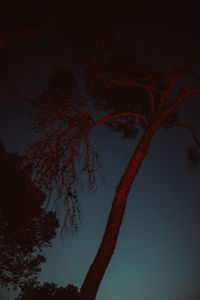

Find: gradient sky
0;2;200;300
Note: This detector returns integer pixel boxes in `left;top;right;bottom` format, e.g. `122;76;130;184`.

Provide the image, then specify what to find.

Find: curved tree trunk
79;124;159;300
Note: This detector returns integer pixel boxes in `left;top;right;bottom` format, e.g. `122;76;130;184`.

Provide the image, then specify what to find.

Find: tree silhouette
0;141;59;289
0;2;200;299
15;280;79;300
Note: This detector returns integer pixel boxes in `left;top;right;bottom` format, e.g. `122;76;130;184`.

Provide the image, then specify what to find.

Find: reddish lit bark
79;123;160;300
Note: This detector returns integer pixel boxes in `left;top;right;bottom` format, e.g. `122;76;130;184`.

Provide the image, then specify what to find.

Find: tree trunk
79;124;158;300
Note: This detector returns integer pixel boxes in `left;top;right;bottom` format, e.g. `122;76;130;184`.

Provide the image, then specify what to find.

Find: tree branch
162;122;200;147
1;80;33;103
2;78;148;128
88;61;174;103
179;88;200;102
159;73;179;109
163;87;200;117
95;112;148;127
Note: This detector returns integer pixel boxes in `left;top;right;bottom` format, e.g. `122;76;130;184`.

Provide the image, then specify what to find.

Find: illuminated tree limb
95;112;148;127
163;88;200;117
159;73;179;108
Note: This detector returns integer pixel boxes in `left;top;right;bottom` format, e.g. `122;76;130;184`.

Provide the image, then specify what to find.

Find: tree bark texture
79;124;159;300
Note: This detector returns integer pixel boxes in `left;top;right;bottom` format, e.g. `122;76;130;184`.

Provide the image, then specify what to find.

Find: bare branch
1;80;33;104
159;73;179;108
95;112;148;127
122;68;172;76
146;88;154;114
162;122;200;147
163;87;200;117
1;80;100;235
179;88;200;102
23;101;100;236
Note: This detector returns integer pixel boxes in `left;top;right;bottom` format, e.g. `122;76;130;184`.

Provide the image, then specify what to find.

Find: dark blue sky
0;2;200;300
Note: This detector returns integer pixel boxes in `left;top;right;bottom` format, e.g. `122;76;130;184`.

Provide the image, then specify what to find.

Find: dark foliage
0;141;59;289
15;281;79;300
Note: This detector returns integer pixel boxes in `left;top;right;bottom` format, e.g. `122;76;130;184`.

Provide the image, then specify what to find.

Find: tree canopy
0;141;59;289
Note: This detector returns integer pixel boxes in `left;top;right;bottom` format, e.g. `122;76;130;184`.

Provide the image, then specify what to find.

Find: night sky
0;2;200;300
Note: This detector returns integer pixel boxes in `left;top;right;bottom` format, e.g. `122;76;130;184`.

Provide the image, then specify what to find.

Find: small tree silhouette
15;280;79;300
